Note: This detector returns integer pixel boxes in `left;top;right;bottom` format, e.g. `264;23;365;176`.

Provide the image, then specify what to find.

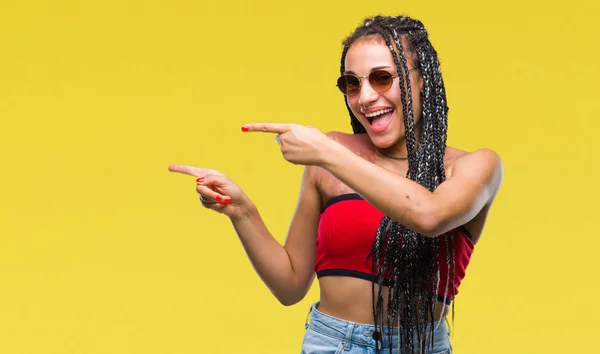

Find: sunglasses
336;67;420;97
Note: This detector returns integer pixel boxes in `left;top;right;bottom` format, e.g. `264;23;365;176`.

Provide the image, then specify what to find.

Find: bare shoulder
446;146;504;193
446;146;501;164
452;147;502;172
325;131;368;148
325;131;374;157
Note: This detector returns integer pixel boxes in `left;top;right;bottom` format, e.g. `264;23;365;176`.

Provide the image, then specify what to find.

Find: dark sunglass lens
370;71;394;91
336;76;348;94
337;75;360;96
343;75;360;96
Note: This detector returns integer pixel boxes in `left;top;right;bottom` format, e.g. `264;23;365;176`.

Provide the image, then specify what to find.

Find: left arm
320;141;504;237
241;123;504;238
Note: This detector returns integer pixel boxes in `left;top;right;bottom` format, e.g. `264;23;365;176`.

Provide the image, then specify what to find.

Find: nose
357;78;378;107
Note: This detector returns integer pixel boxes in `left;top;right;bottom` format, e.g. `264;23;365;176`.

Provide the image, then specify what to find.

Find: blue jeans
301;302;452;354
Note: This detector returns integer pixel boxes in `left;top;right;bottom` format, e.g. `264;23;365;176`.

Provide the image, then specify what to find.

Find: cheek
385;84;403;105
388;83;422;111
347;97;362;118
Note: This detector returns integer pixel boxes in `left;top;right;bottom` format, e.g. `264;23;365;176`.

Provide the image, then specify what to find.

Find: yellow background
1;0;598;353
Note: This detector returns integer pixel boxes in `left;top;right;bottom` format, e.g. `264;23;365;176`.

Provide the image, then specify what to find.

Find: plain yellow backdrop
1;0;598;353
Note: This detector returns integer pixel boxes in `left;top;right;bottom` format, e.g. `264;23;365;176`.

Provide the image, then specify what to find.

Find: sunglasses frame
336;66;421;97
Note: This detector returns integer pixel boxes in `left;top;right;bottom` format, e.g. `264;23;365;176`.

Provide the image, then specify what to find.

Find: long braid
355;23;412;351
415;39;456;330
415;39;452;351
378;26;423;351
340;15;454;353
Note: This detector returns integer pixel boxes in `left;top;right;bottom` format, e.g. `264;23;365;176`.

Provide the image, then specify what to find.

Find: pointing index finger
242;123;293;134
168;164;211;178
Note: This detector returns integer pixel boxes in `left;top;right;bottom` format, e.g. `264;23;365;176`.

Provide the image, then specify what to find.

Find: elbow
278;298;301;307
275;292;304;307
272;284;307;306
413;205;446;238
417;220;444;238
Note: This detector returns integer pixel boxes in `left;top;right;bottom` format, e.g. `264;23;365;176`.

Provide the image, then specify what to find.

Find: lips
361;107;395;124
360;106;395;133
365;109;393;124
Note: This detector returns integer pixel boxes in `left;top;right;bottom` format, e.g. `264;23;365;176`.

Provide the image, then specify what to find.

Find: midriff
317;276;450;325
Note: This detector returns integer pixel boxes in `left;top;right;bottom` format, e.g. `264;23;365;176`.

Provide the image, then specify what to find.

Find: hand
241;123;334;166
168;164;253;221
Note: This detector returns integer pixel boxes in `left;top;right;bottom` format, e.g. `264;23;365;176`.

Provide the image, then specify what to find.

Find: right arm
168;163;322;306
229;165;322;306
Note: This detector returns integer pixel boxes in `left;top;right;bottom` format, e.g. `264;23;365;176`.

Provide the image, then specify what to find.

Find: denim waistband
304;302;450;350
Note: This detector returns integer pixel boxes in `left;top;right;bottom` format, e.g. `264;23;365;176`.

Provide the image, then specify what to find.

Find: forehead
344;41;395;74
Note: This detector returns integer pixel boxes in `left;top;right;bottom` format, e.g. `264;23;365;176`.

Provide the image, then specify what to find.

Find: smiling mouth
364;108;394;124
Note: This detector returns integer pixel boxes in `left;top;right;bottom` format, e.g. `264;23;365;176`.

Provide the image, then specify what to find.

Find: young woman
169;15;503;354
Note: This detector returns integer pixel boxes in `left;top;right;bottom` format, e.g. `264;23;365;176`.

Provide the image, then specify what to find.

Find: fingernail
196;178;204;183
223;197;232;203
220;203;226;207
215;195;223;201
241;126;249;132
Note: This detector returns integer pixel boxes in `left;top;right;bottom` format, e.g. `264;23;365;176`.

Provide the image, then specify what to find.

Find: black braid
340;15;455;353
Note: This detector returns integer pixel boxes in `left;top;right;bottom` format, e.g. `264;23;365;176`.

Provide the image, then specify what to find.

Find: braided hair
340;16;454;353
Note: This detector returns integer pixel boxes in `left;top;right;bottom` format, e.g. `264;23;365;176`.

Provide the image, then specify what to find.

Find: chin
367;132;396;149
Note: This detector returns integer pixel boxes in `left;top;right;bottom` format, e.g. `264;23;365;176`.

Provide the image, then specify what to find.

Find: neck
377;146;408;160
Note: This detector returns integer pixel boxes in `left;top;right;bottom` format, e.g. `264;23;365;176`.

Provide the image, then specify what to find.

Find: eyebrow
343;66;392;75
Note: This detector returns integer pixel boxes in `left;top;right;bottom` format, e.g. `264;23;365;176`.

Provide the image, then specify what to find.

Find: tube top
314;193;475;304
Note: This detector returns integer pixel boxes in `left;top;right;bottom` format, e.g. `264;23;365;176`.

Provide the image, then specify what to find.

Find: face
343;38;423;150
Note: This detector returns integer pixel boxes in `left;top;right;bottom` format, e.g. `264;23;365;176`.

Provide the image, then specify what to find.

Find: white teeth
365;108;393;118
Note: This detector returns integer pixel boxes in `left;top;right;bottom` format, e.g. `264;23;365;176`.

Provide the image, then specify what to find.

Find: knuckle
213;175;226;185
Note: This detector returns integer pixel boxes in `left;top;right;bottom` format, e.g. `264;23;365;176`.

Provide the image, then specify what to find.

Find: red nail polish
196;178;204;183
224;197;232;203
215;195;222;201
241;126;249;132
220;203;226;207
